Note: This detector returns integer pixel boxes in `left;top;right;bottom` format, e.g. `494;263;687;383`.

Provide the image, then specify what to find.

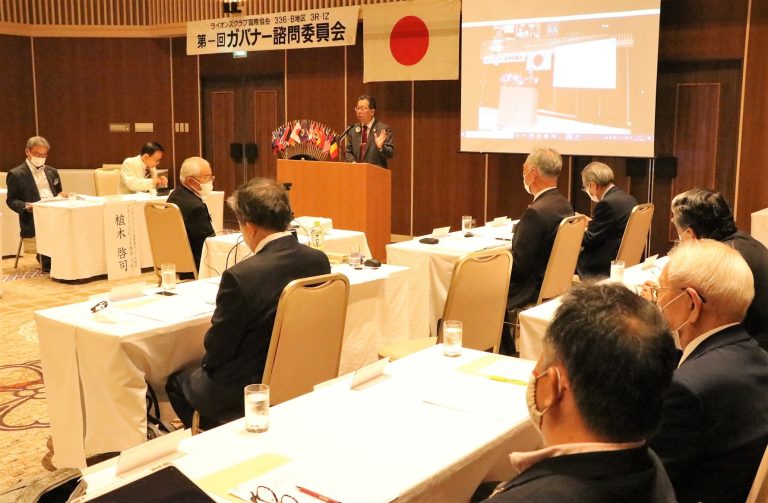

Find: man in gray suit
344;95;394;168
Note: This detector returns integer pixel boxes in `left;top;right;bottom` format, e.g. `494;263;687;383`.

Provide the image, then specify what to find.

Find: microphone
337;124;355;142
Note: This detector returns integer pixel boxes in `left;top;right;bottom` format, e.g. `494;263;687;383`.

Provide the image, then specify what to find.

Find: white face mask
660;290;689;349
526;366;561;436
586;184;600;203
198;181;213;196
29;156;46;168
523;172;533;195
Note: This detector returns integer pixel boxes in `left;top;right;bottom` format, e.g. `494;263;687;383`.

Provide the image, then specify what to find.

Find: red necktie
360;125;368;161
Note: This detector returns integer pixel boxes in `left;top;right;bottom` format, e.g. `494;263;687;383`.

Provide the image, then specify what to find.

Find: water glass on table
442;320;463;357
610;260;625;283
462;215;473;232
160;263;176;290
244;384;270;433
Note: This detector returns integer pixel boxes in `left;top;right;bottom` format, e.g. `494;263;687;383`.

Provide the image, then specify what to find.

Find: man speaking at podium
344;95;394;168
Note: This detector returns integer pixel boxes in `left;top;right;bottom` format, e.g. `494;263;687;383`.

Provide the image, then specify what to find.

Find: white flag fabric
362;0;460;83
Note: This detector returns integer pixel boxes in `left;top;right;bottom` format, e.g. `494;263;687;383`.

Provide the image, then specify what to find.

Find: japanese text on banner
186;6;359;55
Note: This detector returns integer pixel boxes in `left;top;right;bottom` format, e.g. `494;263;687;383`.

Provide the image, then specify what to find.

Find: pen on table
495;237;512;241
488;375;527;386
296;485;342;503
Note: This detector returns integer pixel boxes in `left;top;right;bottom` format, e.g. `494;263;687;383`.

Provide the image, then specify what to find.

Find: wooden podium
276;159;391;259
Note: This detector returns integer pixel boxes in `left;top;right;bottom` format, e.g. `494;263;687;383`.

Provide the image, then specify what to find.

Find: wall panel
0;34;35;171
171;35;202;183
286;46;345;131
737;0;768;229
33;37;173;170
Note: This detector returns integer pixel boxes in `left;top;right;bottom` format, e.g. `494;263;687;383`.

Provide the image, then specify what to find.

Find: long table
518;257;667;360
79;346;542;502
35;264;424;468
199;229;372;280
32;192;224;280
386;222;515;335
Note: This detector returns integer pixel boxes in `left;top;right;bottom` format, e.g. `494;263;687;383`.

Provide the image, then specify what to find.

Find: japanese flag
362;0;460;83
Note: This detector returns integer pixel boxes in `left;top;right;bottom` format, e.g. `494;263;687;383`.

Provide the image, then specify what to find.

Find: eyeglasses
354;106;370;112
90;300;108;313
194;175;215;183
250;486;298;503
642;285;707;304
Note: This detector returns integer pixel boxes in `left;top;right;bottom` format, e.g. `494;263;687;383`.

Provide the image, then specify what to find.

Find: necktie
360;125;368;161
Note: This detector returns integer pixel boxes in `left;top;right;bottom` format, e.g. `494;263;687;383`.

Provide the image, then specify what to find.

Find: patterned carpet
0;254;157;493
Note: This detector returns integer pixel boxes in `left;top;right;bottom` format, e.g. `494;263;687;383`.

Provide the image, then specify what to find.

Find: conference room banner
104;200;141;281
186;6;359;55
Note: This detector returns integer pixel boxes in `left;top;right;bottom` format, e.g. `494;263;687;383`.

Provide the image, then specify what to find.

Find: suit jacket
508;188;574;310
649;324;768;503
179;235;330;421
577;186;637;278
343;119;394;168
5;162;63;238
120;154;154;193
483;447;677;502
166;184;216;271
723;230;768;351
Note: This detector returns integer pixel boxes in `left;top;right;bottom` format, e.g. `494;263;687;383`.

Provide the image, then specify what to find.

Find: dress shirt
26;160;53;199
678;322;740;367
254;231;293;254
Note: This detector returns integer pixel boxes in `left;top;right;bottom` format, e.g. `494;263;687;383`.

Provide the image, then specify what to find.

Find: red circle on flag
389;16;430;66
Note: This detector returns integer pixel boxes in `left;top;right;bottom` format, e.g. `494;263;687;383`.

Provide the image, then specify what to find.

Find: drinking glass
244;384;270;433
610;260;625;283
461;215;473;232
442;320;463;357
160;263;176;290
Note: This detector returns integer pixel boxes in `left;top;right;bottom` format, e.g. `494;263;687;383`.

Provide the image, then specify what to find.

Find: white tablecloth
518;257;667;360
80;346;542;502
0;188;22;257
199;228;371;279
35;264;423;468
752;208;768;250
33;192;224;280
386;223;515;335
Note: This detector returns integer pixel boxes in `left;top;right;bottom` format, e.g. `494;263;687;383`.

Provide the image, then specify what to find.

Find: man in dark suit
649;239;768;503
671;187;768;351
166;156;216;271
507;147;574;312
166;178;330;427
479;283;677;502
5;136;66;272
343;95;394;168
577;162;637;278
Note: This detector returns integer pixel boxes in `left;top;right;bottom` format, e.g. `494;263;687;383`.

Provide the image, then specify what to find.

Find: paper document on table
195;453;291;502
115;295;215;323
231;460;396;503
421;373;523;422
176;281;220;305
456;354;535;384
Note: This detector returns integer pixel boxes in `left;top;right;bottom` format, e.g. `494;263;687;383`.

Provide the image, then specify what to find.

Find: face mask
660;290;689;349
526;366;561;435
678;227;693;241
29;156;46;168
586;184;600;203
198;181;213;196
523;172;533;195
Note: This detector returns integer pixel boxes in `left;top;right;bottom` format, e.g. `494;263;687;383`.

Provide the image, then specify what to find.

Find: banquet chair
615;203;654;268
192;273;349;434
144;202;198;282
504;214;587;351
747;444;768;503
94;164;122;196
377;248;513;361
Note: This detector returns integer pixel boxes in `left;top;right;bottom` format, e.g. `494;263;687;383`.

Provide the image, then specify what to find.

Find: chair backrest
0;171;7;188
439;248;512;353
747;443;768;503
94;164;122;196
144;202;198;280
263;273;349;405
537;214;587;304
616;203;655;267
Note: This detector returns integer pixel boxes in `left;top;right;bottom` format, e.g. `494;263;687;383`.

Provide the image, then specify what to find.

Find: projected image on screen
460;0;660;157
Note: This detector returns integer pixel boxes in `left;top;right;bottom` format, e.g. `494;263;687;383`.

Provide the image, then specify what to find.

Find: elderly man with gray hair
648;239;768;503
504;147;573;354
576;161;637;278
166;156;216;271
